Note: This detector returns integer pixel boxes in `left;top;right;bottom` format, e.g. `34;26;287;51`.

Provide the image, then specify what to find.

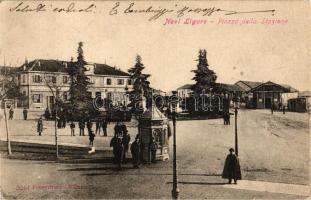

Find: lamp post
233;96;240;156
171;91;179;199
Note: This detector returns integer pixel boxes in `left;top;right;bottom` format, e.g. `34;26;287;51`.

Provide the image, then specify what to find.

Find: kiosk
139;105;170;162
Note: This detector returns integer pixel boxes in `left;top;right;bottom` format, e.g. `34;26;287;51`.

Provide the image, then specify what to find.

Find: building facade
18;59;133;110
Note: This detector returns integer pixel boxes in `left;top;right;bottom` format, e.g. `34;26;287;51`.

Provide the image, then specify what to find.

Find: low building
18;59;133;110
247;81;292;109
288;91;311;112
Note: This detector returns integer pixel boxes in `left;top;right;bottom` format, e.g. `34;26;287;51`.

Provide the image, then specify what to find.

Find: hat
229;148;234;152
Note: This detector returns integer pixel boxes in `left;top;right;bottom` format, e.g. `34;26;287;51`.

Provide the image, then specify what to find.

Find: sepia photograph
0;0;310;199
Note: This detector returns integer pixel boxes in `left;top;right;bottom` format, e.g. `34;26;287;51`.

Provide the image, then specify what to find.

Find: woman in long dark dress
222;148;241;184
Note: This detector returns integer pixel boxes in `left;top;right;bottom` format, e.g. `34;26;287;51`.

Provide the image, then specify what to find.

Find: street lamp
233;95;240;156
171;91;179;199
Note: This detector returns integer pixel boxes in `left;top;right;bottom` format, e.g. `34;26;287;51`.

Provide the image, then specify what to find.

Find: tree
67;42;92;119
192;49;217;94
0;68;26;104
43;73;62;158
127;55;151;112
191;49;218;113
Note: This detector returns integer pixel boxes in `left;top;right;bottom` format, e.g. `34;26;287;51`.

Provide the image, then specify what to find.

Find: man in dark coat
120;123;127;137
79;119;85;136
102;119;108;137
44;108;50;120
114;122;122;137
115;138;124;170
89;129;95;146
150;137;158;163
110;135;118;163
130;135;141;168
70;122;75;136
9;107;14;120
23;108;28;120
87;120;93;135
222;148;241;184
122;130;131;163
37;117;43;136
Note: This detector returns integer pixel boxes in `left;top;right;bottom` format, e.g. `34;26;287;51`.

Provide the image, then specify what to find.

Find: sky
0;1;310;92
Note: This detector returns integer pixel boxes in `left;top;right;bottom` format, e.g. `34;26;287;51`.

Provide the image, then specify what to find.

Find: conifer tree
192;49;217;94
68;42;92;119
127;55;151;111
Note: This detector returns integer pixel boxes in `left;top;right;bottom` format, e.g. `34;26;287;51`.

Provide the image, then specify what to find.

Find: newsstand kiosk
138;105;170;162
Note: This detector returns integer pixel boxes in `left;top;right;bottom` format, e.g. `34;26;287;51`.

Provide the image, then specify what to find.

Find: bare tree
43;73;63;159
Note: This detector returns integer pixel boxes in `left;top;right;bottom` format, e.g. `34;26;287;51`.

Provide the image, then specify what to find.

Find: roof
250;81;290;92
140;105;167;120
93;63;129;76
235;80;263;92
298;91;311;97
214;83;244;92
280;84;299;93
177;84;194;90
19;59;129;76
176;83;242;92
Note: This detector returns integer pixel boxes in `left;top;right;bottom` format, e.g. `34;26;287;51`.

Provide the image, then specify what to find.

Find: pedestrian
23;108;28;120
271;104;274;114
114;122;122;137
227;113;231;125
102;119;108;137
57;118;62;129
9;107;14;120
95;119;101;135
150;137;158;163
121;122;127;137
223;112;226;125
70;121;75;136
89;129;95;147
37;117;43;136
282;105;286;114
79;119;85;136
115;138;124;170
62;115;66;128
130;135;141;168
44;108;51;120
222;148;241;184
122;130;131;163
110;135;118;163
87;120;93;135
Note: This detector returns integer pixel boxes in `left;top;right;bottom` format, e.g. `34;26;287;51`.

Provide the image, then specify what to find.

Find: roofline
249;81;289;92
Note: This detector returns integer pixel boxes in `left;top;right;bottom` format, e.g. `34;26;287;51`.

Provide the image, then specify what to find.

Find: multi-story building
18;59;133;110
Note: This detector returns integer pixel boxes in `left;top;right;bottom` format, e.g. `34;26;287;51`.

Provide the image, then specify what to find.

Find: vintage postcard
0;0;310;199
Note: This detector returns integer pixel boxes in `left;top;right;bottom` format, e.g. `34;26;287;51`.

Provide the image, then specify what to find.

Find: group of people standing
110;122;131;169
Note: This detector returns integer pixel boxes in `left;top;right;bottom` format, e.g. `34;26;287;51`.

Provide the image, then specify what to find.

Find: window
63;76;68;84
33;75;42;83
117;79;124;85
33;94;42;103
127;79;132;85
106;78;112;85
22;75;26;83
52;76;57;84
49;96;55;104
